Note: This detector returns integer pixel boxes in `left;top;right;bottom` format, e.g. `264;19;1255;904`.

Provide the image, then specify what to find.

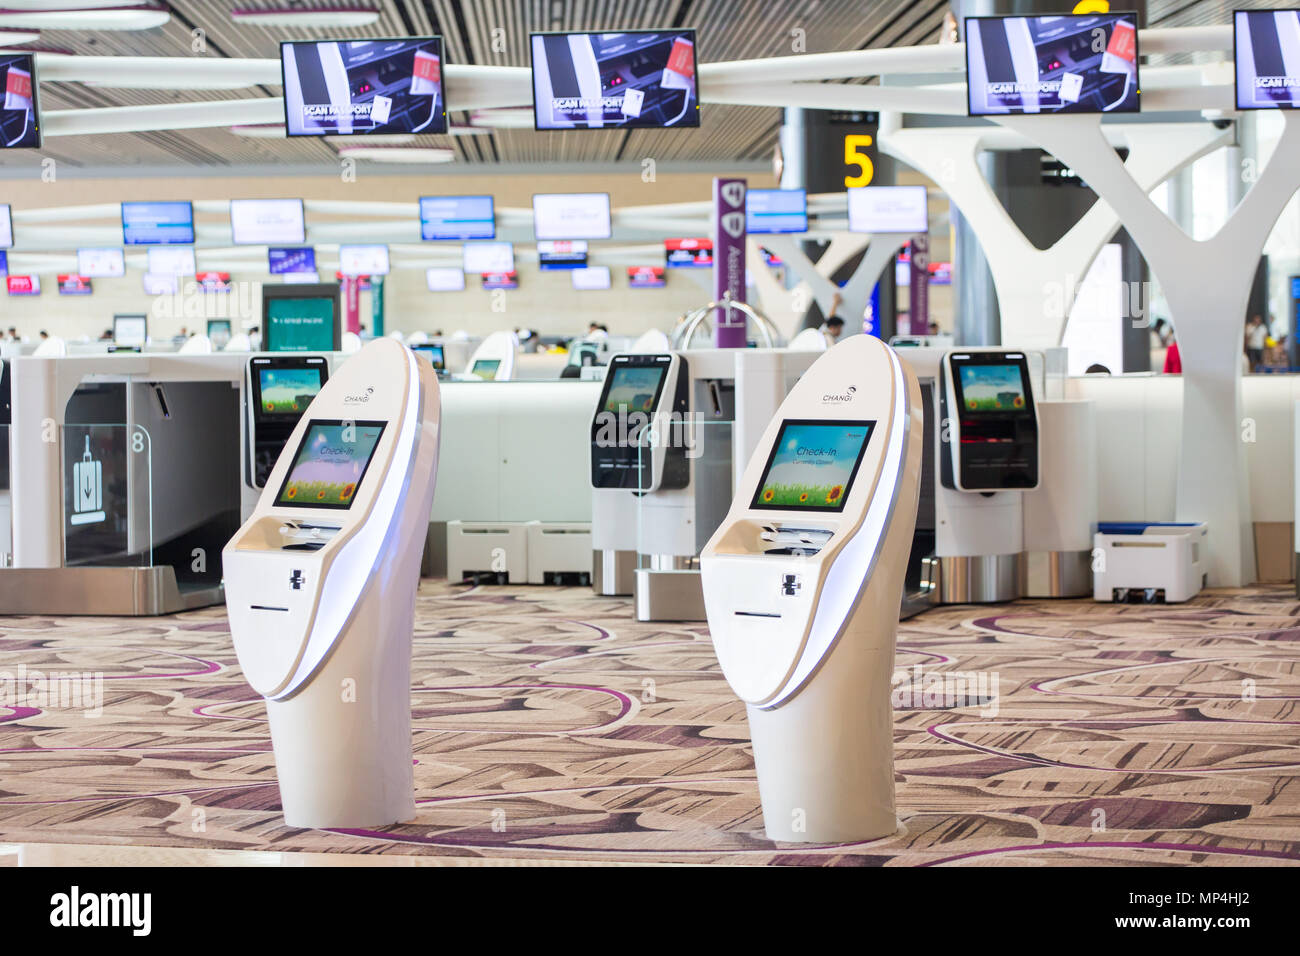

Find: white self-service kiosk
590;352;690;594
223;338;440;828
935;349;1039;602
461;330;517;381
701;335;923;843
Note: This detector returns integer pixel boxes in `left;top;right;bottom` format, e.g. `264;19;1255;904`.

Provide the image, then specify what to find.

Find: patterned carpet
1;581;1298;866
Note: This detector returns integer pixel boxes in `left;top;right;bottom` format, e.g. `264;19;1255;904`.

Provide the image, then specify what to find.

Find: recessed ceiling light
448;125;490;136
230;123;286;138
0;30;39;46
0;5;169;31
325;133;414;145
230;5;381;28
335;146;455;164
469;108;535;129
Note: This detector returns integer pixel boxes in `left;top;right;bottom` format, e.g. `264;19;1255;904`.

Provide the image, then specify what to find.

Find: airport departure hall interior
1;0;1300;901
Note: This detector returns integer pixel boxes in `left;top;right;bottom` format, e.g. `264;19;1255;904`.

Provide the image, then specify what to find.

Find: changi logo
344;386;376;405
721;211;745;239
822;385;856;404
720;181;746;208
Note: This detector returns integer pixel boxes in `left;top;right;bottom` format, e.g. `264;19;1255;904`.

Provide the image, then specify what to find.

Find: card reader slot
250;604;290;612
735;611;781;619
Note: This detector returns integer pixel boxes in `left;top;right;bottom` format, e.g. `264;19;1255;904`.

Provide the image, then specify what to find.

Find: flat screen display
965;13;1140;115
628;265;666;287
57;275;92;296
419;195;494;241
207;319;232;348
665;237;712;268
276;419;386;509
751;419;875;513
426;267;465;291
601;364;668;414
746;189;807;234
257;366;324;416
848;186;929;234
264;289;339;352
537;239;588;270
6;275;37;295
281;38;445;136
955;363;1028;412
470;359;500;380
533;193;612;241
463;241;514;274
197;271;232;293
0;54;41;149
122;201;195;245
77;248;125;278
572;265;611;290
113;314;147;347
142;273;178;295
339;244;390;276
1234;10;1300;110
531;30;699;130
413;343;445;369
230;199;306;245
147;246;196;277
0;250;7;276
481;272;517;290
0;204;12;248
269;247;317;274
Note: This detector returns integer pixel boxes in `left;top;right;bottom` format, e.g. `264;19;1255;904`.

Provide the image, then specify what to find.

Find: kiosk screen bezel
274;418;387;510
750;418;877;514
949;353;1035;419
251;357;329;422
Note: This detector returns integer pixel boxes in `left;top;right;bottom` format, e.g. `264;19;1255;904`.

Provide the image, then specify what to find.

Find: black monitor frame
261;282;342;353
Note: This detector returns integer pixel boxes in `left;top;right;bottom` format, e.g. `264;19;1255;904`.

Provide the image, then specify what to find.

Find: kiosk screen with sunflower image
751;419;875;513
257;366;325;416
602;364;668;414
276;420;386;509
955;363;1025;412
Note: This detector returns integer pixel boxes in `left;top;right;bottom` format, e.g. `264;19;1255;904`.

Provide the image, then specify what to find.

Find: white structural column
1000;111;1300;587
879;115;1230;349
749;232;912;339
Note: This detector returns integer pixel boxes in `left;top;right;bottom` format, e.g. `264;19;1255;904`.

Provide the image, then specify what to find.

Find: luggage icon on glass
70;434;105;526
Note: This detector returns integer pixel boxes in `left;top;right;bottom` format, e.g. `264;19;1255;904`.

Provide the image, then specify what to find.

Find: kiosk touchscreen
413;343;446;371
246;355;329;489
701;334;923;842
590;352;689;493
470;359;500;380
224;338;440;828
939;350;1038;491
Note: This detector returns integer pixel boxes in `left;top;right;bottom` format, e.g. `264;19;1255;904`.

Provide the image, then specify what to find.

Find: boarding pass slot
760;525;834;556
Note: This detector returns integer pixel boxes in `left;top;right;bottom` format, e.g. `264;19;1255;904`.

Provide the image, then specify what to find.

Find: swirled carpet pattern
1;581;1298;866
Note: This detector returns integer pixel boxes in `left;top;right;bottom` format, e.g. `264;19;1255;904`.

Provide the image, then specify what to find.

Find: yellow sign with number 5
844;134;874;188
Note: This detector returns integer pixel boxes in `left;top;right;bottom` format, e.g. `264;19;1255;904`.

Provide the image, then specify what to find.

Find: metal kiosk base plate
634;568;707;621
0;566;223;616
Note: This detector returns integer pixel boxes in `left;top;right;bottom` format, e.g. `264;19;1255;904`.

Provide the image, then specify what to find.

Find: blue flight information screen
746;189;807;234
420;195;495;240
122;201;195;245
269;247;317;274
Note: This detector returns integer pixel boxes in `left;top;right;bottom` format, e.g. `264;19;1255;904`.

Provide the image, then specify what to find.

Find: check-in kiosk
590;352;689;594
245;354;329;491
462;330;517;381
935;349;1039;601
701;335;923;842
223;338;440;828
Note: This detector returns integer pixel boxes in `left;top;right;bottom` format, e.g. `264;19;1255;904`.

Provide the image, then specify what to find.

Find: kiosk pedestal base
634;567;706;621
747;638;898;844
937;554;1022;604
592;548;636;596
266;587;416;830
1023;549;1092;598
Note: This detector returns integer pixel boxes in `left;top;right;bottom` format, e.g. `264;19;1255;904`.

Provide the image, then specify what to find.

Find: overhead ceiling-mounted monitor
746;189;808;235
122;201;195;246
847;186;929;234
530;30;699;130
338;244;390;276
77;248;125;278
665;237;712;268
628;265;666;288
231;199;306;245
965;13;1140;115
269;247;317;275
463;241;514;274
0;54;41;149
532;193;612;241
537;239;588;270
1234;10;1300;110
262;283;342;353
419;195;495;241
281;37;446;136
